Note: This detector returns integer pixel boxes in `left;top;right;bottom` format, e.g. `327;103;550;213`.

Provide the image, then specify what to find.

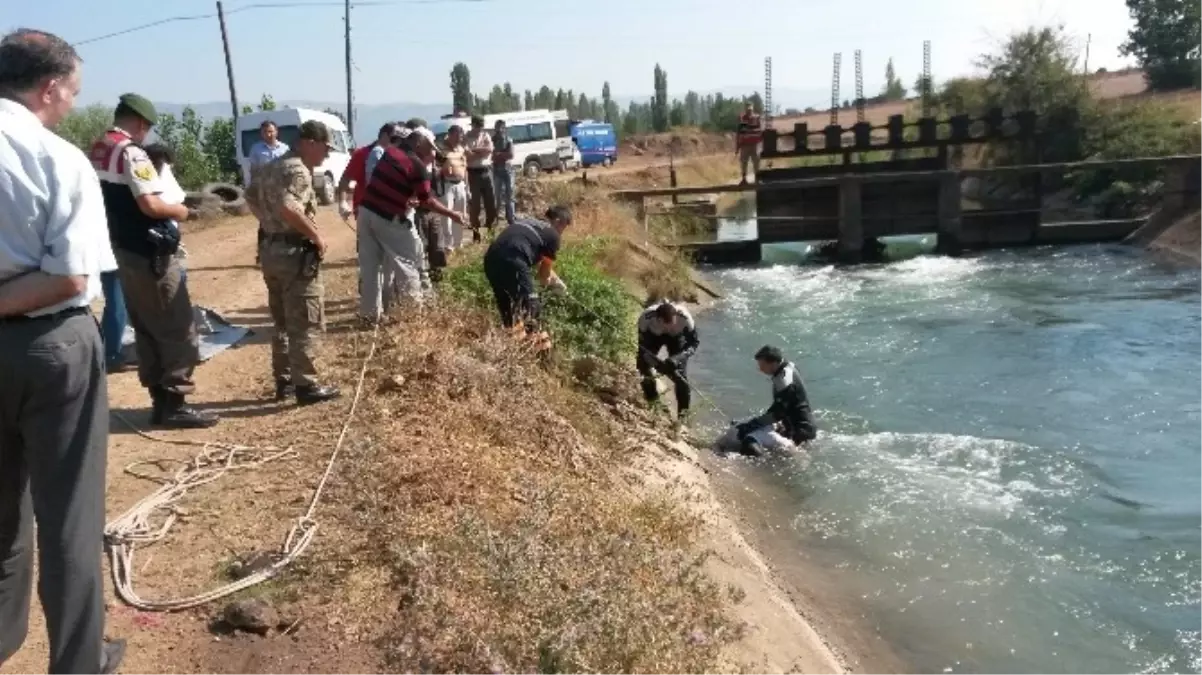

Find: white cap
410;126;436;145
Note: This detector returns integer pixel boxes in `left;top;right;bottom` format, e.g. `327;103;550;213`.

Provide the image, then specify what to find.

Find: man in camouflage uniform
245;121;341;405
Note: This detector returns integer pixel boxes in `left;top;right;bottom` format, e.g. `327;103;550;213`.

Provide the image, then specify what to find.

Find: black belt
0;305;89;325
263;232;309;245
467;166;491;173
444;176;465;184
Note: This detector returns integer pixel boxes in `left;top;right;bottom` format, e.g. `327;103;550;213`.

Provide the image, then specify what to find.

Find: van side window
528;122;553;142
329;130;347;153
554;119;571;139
508;124;532;144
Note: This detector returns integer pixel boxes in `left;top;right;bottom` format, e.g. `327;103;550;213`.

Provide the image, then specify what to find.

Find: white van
430;109;580;179
235;107;354;204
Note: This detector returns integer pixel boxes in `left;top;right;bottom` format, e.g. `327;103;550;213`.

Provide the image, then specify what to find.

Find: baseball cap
409;126;436;145
118;93;158;125
298;120;334;148
389;127;412;146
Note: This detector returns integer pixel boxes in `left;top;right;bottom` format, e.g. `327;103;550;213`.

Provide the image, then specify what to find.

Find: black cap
754;345;784;363
298;120;333;148
404;117;427;130
118;93;157;124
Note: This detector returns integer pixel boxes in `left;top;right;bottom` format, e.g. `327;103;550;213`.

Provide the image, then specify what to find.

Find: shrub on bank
442;239;639;364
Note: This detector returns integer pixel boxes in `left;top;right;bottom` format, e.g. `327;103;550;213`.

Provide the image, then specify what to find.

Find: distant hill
155;100;452;145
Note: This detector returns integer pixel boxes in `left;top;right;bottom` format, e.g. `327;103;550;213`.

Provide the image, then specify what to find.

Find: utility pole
1083;33;1092;75
344;0;354;138
216;1;239;123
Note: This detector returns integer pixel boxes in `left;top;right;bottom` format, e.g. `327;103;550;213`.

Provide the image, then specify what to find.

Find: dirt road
2;209;367;675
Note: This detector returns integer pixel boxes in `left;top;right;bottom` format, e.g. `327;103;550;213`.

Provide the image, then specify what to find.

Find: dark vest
89;130;163;258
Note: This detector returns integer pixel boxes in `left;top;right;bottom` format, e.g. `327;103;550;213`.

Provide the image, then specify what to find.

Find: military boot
275;377;295;401
296;383;342;406
152;390;219;429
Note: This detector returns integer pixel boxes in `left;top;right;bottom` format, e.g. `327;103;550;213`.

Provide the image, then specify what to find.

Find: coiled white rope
104;322;381;611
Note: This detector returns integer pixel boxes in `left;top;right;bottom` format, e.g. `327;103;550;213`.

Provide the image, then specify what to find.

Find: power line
72;0;497;47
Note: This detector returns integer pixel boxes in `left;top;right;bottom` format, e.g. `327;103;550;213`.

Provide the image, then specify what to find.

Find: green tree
913;73;934;102
651;64;669;132
668;100;685;127
1121;0;1201;90
55;103;110;150
450;62;472;113
601;81;613;123
882;58;907;100
258;93;277;111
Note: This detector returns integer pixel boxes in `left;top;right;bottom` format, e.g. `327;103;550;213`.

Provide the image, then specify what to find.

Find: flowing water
687;227;1201;673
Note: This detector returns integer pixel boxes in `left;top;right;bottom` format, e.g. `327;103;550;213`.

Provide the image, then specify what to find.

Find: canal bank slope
3;202;850;673
1129;208;1201;265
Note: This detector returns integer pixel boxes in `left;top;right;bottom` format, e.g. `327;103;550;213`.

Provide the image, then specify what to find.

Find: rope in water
104;321;382;612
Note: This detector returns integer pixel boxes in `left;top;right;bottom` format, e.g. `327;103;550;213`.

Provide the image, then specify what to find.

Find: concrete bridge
612;106;1200;263
611;154;1201;264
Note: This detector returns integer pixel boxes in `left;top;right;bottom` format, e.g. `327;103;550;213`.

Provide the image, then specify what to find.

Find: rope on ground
104;321;383;612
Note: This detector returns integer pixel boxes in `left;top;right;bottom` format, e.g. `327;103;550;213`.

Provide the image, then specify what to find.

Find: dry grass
291;301;737;673
515;178;702;303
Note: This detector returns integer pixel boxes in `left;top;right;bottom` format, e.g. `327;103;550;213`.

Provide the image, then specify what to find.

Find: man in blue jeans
491;119;516;227
100;271;128;371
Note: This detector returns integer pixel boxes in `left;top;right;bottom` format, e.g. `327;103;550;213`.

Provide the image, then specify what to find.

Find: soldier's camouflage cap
298;120;334;149
118;93;157;125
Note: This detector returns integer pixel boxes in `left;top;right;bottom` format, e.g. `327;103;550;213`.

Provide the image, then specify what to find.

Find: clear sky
7;0;1139;107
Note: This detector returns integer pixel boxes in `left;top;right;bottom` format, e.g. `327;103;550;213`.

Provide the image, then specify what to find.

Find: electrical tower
854;49;865;123
922;40;932;117
764;56;773;121
830;52;842;126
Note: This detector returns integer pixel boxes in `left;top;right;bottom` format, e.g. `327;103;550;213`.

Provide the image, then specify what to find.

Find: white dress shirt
0;99;116;316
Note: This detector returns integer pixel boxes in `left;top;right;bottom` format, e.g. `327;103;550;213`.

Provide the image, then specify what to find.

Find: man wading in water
734;345;817;455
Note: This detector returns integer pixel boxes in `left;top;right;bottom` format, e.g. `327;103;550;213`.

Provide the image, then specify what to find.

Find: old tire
316;173;336;205
183;191;219;209
523;160;541;179
201;182;246;211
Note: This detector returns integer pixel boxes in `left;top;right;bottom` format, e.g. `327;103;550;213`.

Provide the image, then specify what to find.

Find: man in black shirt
482;205;571;332
637;300;700;419
735;345;817;454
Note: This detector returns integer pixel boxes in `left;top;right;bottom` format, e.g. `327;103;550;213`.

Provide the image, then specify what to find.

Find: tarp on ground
118;306;251;364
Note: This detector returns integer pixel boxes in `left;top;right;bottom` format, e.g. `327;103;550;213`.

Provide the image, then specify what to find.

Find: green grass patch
443;238;639;364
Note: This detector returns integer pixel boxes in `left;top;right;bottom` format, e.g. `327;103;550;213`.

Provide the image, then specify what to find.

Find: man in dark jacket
636;300;699;419
482;206;570;333
735;345;816;454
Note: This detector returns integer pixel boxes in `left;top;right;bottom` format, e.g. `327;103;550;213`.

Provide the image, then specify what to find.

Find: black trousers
468;168;497;234
0;310;108;673
483;253;539;332
636;338;691;412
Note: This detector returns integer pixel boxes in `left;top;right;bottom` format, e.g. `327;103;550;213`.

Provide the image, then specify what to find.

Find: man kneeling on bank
734;345;817;455
637;299;699;420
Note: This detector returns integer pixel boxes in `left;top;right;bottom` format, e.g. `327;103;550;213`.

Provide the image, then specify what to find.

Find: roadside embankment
0;178;849;673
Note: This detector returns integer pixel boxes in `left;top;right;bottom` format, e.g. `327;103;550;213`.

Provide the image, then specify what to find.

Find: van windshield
241;124;299;158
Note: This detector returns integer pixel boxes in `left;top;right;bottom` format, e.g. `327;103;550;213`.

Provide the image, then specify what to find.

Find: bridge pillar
936;170;963;255
838;175;863;263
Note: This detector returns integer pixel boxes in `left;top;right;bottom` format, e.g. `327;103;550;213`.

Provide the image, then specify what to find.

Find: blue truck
569;121;618;167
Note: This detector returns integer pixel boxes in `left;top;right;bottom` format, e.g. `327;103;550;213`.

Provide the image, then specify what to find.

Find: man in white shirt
0;28;125;675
